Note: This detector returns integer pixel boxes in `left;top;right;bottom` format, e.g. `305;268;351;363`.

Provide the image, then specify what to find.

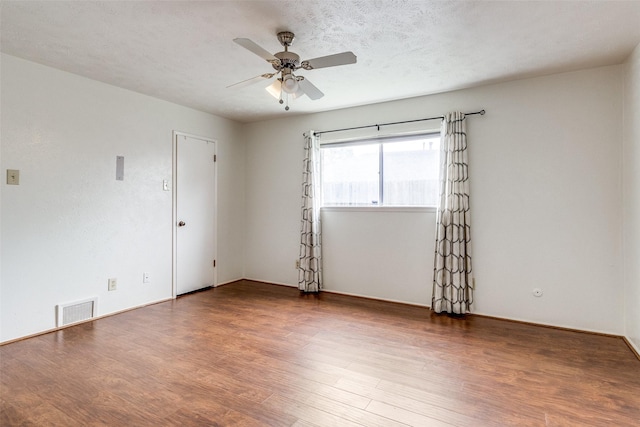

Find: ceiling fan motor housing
273;51;300;71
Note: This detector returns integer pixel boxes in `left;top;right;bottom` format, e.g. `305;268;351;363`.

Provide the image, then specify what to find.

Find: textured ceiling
2;1;640;123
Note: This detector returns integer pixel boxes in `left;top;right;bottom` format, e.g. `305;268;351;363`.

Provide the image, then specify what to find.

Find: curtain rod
312;109;485;137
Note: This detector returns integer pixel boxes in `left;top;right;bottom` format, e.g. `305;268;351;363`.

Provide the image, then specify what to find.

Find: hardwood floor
1;280;639;426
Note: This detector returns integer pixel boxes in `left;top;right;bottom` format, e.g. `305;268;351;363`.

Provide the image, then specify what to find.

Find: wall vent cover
57;297;98;327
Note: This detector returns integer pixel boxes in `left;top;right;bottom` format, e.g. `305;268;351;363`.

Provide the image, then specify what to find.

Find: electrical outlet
533;288;543;297
108;278;117;291
6;169;20;185
143;272;150;283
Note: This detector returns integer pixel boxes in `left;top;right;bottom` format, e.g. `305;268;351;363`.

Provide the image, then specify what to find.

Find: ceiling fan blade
233;38;280;65
301;51;357;70
226;73;275;89
298;78;324;100
266;79;282;99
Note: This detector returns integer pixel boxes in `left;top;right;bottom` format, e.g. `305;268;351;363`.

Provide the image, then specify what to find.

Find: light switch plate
116;156;124;181
7;169;20;185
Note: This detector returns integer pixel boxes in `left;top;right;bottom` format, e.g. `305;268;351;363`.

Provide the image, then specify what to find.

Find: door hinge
213;259;216;267
213;154;217;162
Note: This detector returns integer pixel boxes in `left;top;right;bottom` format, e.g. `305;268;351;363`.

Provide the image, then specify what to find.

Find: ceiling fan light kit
231;31;357;111
282;74;299;94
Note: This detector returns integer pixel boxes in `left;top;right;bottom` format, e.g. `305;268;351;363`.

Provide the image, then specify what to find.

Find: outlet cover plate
7;169;19;185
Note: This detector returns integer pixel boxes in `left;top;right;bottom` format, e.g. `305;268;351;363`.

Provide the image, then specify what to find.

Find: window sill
321;206;437;213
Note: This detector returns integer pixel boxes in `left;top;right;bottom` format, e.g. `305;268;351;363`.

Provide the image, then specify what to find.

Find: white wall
1;53;629;342
244;65;625;334
322;208;435;306
623;42;640;352
0;54;245;342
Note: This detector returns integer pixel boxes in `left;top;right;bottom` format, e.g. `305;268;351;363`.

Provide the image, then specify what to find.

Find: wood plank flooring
1;280;639;426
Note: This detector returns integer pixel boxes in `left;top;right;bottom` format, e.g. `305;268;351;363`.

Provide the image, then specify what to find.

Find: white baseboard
243;277;297;288
1;297;173;346
215;278;244;287
624;335;640;359
321;288;430;308
472;310;621;337
247;280;637;358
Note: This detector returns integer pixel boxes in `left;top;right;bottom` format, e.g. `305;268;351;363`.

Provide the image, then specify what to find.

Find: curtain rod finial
480;110;486;115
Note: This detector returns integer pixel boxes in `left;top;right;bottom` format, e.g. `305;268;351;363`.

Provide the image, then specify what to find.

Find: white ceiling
2;1;640;123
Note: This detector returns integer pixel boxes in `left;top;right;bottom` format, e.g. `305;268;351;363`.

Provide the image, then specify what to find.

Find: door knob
178;221;186;227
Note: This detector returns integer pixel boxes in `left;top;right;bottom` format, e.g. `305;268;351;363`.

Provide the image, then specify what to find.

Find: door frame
172;130;218;298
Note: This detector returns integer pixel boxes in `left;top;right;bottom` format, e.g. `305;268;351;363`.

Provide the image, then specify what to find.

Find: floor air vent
57;297;98;327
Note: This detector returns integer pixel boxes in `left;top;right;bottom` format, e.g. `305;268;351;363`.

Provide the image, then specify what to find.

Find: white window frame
319;131;440;211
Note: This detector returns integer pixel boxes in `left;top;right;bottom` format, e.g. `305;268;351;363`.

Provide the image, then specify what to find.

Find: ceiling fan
229;31;357;110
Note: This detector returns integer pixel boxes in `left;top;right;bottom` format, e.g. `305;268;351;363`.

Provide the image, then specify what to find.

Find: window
320;133;440;207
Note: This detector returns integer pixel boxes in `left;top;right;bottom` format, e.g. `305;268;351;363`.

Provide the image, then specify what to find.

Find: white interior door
175;134;216;295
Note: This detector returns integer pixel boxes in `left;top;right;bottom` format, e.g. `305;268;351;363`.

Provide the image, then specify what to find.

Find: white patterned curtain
298;132;322;292
432;112;474;314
